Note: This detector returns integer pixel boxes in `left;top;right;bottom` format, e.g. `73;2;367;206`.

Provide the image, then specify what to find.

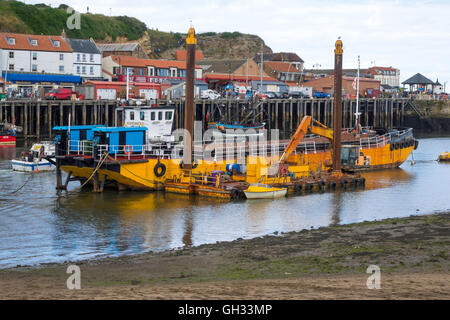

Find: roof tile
0;33;72;52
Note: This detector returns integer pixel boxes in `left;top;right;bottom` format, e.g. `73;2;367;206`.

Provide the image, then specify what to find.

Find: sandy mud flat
0;213;449;299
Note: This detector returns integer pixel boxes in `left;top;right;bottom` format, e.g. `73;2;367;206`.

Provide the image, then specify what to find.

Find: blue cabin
93;127;147;154
53;125;105;153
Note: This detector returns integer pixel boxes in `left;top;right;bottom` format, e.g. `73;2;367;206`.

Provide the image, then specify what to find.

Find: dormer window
7;38;15;45
31;39;38;46
53;40;60;47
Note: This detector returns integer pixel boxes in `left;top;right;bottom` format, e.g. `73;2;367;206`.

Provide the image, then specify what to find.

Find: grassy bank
0;212;448;299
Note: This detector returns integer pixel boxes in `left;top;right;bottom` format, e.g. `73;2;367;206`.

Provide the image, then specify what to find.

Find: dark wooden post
36;102;40;139
332;39;343;173
182;26;197;169
48;102;52;137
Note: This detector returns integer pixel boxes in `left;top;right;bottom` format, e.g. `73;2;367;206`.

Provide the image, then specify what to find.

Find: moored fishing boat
11;141;56;172
0;121;19;146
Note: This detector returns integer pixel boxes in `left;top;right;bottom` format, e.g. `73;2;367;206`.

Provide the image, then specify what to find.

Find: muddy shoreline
0;212;449;299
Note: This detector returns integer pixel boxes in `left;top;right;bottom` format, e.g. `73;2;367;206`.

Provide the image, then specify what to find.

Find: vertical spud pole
183;27;197;169
333;39;343;173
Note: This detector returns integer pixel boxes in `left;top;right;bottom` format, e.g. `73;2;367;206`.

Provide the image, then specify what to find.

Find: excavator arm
279;116;334;163
310;119;334;141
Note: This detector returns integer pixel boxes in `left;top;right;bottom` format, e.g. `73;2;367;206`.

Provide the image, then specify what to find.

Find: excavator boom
279;116;334;163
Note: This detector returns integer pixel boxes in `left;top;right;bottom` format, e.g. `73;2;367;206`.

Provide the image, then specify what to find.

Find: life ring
280;167;289;177
154;162;166;177
123;145;133;155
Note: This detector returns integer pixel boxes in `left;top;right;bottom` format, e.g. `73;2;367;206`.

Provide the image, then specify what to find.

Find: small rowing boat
244;184;287;199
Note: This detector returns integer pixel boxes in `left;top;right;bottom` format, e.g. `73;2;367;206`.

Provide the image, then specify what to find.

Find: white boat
11;141;56;172
244;184;287;199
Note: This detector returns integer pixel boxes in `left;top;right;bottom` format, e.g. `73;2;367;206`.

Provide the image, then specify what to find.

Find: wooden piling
59;102;64;126
36;102;40;139
48;103;52;136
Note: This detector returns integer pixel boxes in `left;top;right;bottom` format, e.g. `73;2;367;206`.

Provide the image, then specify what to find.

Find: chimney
61;29;66;38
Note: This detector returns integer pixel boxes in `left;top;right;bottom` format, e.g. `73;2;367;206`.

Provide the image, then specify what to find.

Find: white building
65;38;102;80
368;66;400;88
0;33;73;74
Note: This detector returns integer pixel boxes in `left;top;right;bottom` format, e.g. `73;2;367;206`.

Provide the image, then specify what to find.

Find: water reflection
0;137;449;268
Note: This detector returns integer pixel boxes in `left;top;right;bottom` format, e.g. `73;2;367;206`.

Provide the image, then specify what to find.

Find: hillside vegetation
0;0;272;59
0;1;146;40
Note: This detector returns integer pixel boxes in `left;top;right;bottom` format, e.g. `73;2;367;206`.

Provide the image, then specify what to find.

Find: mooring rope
78;152;109;190
10;172;34;195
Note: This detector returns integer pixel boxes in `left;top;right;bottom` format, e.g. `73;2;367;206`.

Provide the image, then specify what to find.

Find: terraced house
102;55;203;82
65;38;103;80
0;33;73;74
0;32;81;96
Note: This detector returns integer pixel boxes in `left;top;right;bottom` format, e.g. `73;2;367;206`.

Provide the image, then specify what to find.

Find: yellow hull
439;152;450;161
61;142;413;190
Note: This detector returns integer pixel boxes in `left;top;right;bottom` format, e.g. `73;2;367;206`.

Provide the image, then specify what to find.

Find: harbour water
0;137;449;268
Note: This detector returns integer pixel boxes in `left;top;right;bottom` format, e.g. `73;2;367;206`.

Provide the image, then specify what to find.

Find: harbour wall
403;100;450;134
0;98;411;139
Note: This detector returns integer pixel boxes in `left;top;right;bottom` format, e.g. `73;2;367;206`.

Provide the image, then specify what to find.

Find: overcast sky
28;0;450;87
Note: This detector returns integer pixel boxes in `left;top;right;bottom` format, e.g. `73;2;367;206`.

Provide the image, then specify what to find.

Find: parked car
271;92;289;99
255;92;269;100
289;91;307;99
201;89;221;100
313;91;331;99
45;88;78;100
265;92;277;99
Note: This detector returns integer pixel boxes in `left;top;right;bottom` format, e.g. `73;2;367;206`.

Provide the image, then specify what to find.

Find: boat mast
260;44;263;92
355;55;361;130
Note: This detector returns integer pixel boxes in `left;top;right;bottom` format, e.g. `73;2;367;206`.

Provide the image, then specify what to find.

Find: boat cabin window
130;111;135;120
151;112;156;121
165;111;173;121
158;112;163;121
140;111;145;120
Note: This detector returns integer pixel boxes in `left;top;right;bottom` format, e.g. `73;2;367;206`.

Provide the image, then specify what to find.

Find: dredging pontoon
51;32;417;200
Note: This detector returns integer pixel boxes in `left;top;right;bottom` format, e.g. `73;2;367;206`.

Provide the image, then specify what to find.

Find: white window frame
90;54;94;62
8;64;14;71
148;66;155;76
32;52;37;60
31;39;38;46
32;64;38;72
8;51;14;59
8;38;15;45
59;65;64;73
60;54;64;61
90;66;94;75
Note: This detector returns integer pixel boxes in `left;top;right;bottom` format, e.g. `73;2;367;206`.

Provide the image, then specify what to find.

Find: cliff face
141;31;273;60
0;1;273;60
